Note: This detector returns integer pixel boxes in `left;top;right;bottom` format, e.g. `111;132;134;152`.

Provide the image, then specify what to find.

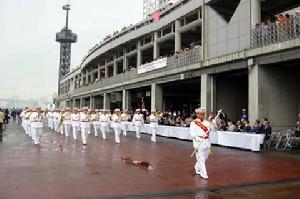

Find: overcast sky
0;0;143;100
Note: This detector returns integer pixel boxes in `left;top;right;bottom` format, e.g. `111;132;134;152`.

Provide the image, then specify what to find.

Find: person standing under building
0;108;5;142
149;109;159;142
71;108;81;140
133;109;144;139
112;109;122;144
190;107;211;180
30;107;44;145
80;107;90;145
121;110;129;136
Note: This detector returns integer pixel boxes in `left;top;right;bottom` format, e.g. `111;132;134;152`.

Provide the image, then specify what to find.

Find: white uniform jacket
190;119;211;150
133;114;144;127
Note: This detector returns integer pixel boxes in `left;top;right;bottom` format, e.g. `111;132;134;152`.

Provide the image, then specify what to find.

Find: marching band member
80;107;90;145
46;110;52;129
20;108;28;134
63;108;72;137
53;110;60;133
99;109;110;140
30;107;44;145
133;109;144;139
59;110;65;135
121;110;129;136
91;109;101;137
49;110;55;130
149;109;159;142
190;107;211;180
71;108;81;140
25;109;33;138
87;109;93;135
112;109;121;143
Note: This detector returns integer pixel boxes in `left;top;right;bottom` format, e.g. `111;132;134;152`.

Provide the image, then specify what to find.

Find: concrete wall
258;65;300;130
216;73;248;121
207;0;251;58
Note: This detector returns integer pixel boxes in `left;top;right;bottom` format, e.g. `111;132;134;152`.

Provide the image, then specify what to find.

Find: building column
113;54;117;76
80;73;84;86
251;0;261;28
122;89;131;110
103;93;111;110
90;72;95;83
85;72;89;85
151;84;163;111
97;64;101;80
153;32;160;60
90;95;94;110
201;4;208;59
137;40;142;67
175;20;182;53
72;99;76;109
248;64;262;122
105;60;109;78
123;48;127;72
80;98;84;108
201;74;216;114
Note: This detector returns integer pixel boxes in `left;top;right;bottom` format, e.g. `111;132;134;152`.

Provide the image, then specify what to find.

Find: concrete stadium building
55;0;300;130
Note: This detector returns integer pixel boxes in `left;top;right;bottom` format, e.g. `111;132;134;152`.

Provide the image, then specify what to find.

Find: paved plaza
0;123;300;199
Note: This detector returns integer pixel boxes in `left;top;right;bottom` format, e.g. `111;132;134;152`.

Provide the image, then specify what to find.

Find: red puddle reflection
121;156;152;170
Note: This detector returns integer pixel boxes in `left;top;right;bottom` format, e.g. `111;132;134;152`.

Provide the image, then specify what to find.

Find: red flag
152;11;160;22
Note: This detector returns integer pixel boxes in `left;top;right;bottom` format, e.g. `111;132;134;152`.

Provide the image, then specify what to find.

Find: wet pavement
0;122;300;199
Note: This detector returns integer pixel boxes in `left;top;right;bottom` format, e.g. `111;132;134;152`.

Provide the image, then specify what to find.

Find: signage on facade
138;58;167;74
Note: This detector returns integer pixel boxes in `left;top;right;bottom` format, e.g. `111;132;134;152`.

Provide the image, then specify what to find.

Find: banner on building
138;58;167;74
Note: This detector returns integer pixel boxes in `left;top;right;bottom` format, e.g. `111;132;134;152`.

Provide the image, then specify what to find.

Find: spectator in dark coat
251;120;261;134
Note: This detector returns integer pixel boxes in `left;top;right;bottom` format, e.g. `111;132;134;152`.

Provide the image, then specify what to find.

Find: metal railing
58;46;203;99
251;18;300;48
167;46;202;68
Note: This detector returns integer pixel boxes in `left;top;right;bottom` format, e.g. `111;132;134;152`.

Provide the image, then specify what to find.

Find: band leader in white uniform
190;107;211;180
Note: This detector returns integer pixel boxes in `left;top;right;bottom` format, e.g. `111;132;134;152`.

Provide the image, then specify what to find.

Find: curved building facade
56;0;300;130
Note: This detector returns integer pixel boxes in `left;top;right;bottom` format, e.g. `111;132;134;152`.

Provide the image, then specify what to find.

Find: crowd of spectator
253;11;300;46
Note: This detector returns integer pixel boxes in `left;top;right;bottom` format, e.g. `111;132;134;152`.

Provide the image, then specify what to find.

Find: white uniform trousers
150;126;158;142
47;119;51;128
121;122;127;136
50;119;55;130
114;125;121;143
72;122;80;140
60;125;64;135
54;120;59;132
195;149;209;179
135;126;141;139
31;127;42;145
81;123;90;145
64;124;72;137
93;122;100;137
100;123;108;139
24;120;30;135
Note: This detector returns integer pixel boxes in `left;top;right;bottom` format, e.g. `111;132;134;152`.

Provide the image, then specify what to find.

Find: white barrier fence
126;122;265;152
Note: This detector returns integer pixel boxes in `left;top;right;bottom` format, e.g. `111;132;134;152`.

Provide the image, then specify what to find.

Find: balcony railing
167;46;202;68
58;46;203;99
251;18;300;48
